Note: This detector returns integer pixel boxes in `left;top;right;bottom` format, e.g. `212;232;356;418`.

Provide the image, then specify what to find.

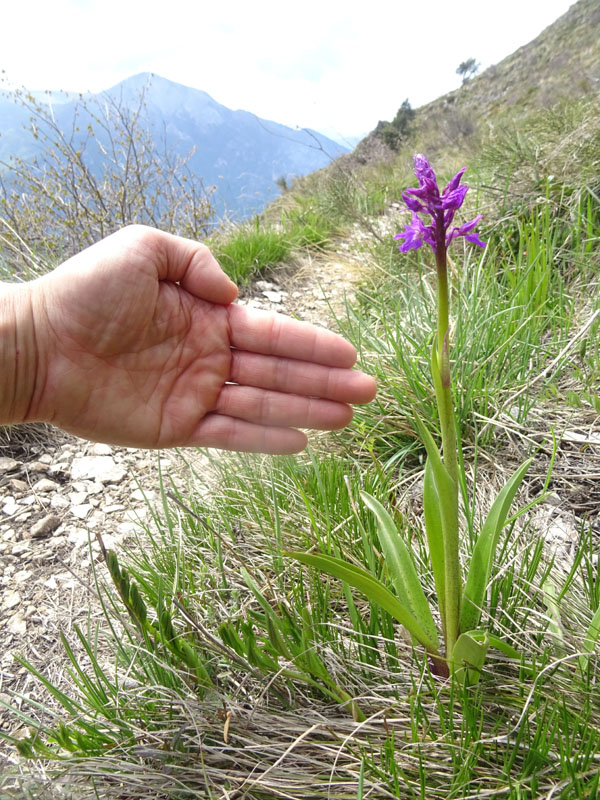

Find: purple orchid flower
394;154;485;254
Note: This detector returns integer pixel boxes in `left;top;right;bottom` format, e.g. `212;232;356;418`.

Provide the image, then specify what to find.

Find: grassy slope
2;1;600;798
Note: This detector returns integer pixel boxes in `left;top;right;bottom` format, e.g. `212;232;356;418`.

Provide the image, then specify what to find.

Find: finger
190;414;308;454
227;303;357;368
150;228;238;305
216;385;354;430
230;351;377;404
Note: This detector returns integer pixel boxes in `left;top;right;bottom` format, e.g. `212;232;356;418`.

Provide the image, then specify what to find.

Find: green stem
434;231;461;657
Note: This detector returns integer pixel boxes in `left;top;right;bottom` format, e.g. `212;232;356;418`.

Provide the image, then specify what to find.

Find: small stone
103;504;126;513
70;456;127;485
130;488;155;503
12;569;32;585
263;290;283;303
1;591;21;611
0;458;19;473
69;491;88;506
7;613;26;635
48;464;69;476
89;443;113;456
71;504;93;520
26;461;49;473
43;576;58;590
38;454;53;465
116;521;139;536
2;498;19;516
67;528;90;547
8;479;28;493
50;494;69;510
33;478;59;493
29;514;61;539
72;481;91;493
10;542;29;555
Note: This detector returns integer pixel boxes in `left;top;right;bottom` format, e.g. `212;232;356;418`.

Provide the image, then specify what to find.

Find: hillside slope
350;0;599;167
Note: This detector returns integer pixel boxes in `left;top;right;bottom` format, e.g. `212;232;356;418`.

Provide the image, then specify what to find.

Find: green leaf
463;629;521;660
286;551;441;656
413;414;460;652
450;631;489;684
460;459;533;634
423;459;446;626
360;491;439;650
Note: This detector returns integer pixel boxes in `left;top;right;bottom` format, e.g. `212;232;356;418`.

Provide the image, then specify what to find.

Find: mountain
0;73;348;220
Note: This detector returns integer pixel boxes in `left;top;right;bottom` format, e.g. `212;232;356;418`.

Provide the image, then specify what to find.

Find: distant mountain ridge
0;73;348;220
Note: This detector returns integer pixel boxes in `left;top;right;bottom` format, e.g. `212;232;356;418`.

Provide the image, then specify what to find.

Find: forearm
0;281;42;425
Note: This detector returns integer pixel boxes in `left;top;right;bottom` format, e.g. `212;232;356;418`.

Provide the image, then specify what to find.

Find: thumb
155;229;238;305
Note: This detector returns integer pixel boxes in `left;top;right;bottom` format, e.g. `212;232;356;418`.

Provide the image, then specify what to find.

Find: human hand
8;226;376;453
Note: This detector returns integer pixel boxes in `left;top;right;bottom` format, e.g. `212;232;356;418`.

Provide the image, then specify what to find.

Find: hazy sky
2;0;575;142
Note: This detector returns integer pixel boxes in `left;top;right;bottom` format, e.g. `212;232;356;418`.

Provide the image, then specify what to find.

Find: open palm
29;227;375;452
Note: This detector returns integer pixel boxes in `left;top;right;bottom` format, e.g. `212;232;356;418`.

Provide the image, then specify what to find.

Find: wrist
0;280;46;425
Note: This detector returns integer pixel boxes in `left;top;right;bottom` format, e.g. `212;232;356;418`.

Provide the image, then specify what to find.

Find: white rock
67;528;90;547
0;458;19;473
130;488;155;503
103;504;126;513
70;456;127;484
2;498;19;516
89;443;113;456
263;291;283;303
117;521;139;536
13;569;32;585
43;576;58;590
2;591;21;611
7;612;27;635
69;491;89;506
71;504;93;520
50;494;70;510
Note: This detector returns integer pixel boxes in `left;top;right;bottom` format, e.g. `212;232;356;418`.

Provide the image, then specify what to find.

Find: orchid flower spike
394;154;485;253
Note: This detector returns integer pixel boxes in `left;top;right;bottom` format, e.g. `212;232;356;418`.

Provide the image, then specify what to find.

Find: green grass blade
360;491;439;650
286;551;441;655
460;458;533;633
